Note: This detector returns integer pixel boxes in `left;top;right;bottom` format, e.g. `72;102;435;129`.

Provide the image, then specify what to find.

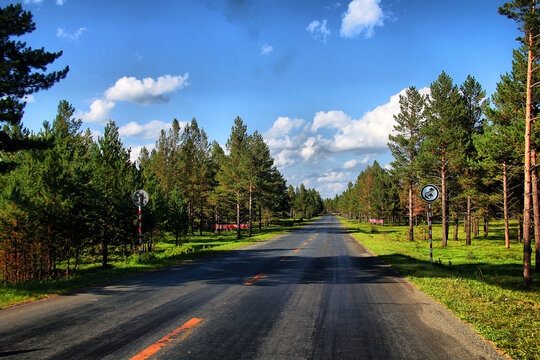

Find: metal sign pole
428;202;433;266
138;196;142;263
421;184;439;267
132;189;149;263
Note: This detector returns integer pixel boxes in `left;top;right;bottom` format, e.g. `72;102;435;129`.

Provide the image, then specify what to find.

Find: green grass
339;217;539;360
0;218;314;309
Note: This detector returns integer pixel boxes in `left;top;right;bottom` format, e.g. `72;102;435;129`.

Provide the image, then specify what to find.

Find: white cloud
317;171;348;183
340;0;383;38
56;0;65;5
79;99;115;125
264;87;433;198
104;74;190;105
264;117;305;139
23;0;43;4
315;87;430;153
312;110;350;132
118;120;178;140
274;149;299;168
306;19;331;43
343;156;369;169
260;44;273;55
56;27;87;41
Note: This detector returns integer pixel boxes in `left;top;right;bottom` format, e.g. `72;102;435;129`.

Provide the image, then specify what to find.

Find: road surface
0;215;505;359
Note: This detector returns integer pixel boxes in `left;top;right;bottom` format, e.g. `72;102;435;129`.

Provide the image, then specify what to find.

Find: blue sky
13;0;519;198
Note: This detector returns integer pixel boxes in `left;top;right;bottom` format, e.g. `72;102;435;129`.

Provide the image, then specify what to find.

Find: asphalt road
0;215;506;360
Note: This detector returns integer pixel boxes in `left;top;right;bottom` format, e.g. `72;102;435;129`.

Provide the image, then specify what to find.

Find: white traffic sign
421;184;439;202
132;189;149;207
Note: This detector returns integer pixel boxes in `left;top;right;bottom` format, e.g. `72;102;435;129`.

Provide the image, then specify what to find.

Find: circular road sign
132;189;149;207
421;184;439;202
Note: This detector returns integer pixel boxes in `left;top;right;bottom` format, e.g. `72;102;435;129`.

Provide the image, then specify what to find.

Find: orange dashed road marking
303;242;308;245
244;272;265;286
294;248;301;252
130;318;203;360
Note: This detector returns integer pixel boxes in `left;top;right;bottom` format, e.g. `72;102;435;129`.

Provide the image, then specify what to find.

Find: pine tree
420;71;467;246
500;0;540;285
388;86;425;241
217;116;249;239
459;75;487;246
0;4;69;172
92;121;135;267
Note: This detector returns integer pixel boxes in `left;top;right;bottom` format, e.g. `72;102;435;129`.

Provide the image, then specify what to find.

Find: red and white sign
369;219;384;224
214;224;250;230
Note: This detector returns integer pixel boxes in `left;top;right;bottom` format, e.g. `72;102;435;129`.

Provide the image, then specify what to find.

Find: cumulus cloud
343;156;370;169
56;27;87;41
317;171;348;183
56;0;65;5
104;74;190;105
260;44;273;55
79;99;115;124
264;117;305;139
264;87;430;192
306;19;331;43
314;87;430;153
340;0;383;38
118;120;181;140
311;110;350;132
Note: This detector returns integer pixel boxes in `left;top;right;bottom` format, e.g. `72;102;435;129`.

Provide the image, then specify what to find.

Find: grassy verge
339;217;539;360
0;218;314;309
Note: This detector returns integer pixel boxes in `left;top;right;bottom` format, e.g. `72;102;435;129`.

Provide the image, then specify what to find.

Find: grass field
0;218;313;309
339;217;539;360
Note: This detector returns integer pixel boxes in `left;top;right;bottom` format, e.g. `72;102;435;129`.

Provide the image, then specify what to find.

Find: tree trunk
453;218;459;241
236;193;241;240
532;150;540;272
199;200;203;236
466;195;472;245
259;204;262;232
248;184;253;238
523;29;533;286
483;218;488;238
503;162;510;248
408;185;414;241
441;161;448;246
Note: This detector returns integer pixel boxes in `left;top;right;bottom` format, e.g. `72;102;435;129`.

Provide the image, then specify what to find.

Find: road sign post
132;190;149;263
421;184;439;266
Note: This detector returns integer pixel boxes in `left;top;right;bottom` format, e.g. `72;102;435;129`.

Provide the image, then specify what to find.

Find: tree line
0;4;324;283
326;1;540;286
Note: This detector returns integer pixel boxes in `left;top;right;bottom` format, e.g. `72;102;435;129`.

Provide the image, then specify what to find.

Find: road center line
303;242;308;245
244;272;265;286
130;318;203;360
294;248;301;252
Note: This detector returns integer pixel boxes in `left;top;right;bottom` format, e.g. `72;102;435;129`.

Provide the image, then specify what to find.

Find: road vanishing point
0;215;506;359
